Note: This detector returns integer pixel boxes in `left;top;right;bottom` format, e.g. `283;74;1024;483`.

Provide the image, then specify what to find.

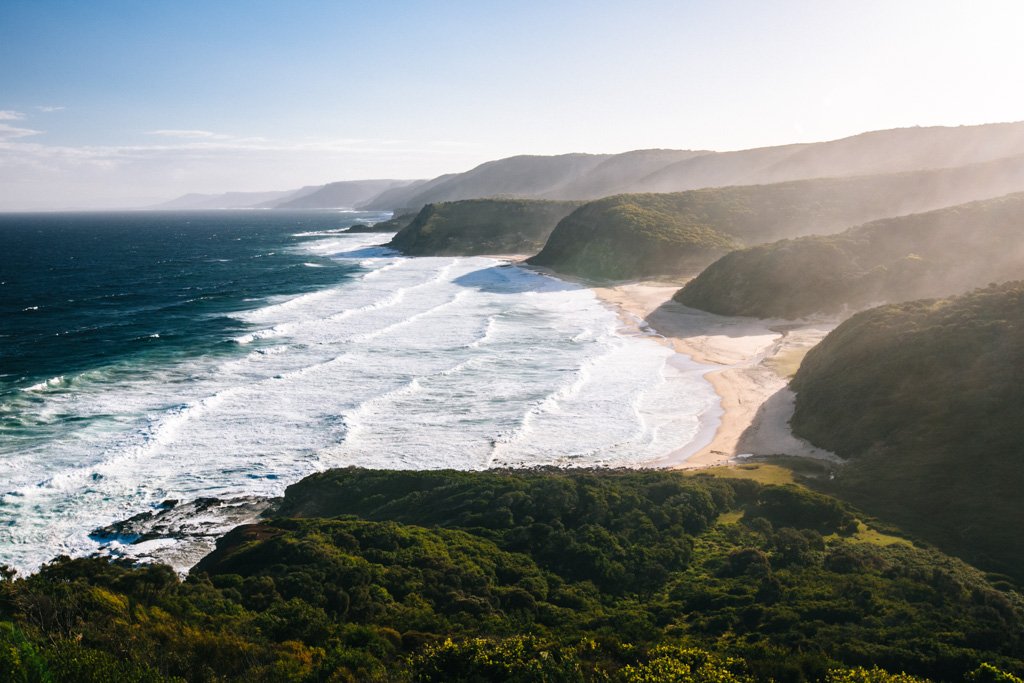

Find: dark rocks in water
347;213;416;233
91;495;278;547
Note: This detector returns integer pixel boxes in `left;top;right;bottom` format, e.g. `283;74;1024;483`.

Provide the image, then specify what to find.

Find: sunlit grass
689;462;797;486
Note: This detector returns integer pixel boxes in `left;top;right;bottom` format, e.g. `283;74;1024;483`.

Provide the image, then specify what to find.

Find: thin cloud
36;105;65;113
1;135;472;160
146;129;233;140
0;122;42;139
0;110;26;121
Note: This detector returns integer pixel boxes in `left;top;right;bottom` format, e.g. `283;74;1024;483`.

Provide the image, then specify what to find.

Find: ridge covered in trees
527;159;1024;281
387;199;582;256
790;282;1024;583
2;468;1023;681
675;193;1024;318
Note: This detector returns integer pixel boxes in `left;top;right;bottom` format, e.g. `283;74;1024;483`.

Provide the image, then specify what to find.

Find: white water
0;232;720;573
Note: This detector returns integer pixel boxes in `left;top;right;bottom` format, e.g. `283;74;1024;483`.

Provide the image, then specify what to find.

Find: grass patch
716;510;745;525
689;463;797;486
829;520;913;547
764;347;809;378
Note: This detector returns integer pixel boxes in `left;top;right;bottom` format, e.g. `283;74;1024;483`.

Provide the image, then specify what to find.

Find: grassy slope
676;193;1024;318
387;199;582;256
789;283;1024;581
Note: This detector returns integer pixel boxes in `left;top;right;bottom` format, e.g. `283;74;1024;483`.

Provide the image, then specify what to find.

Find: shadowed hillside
790;283;1024;581
676;191;1024;318
387;198;582;256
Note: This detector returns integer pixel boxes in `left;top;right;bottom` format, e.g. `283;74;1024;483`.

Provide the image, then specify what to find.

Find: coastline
587;280;841;469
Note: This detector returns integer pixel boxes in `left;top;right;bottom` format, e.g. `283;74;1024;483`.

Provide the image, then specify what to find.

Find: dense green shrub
790;283;1024;581
1;469;1022;680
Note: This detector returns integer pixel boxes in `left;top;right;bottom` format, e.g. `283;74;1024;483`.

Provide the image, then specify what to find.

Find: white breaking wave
0;230;719;574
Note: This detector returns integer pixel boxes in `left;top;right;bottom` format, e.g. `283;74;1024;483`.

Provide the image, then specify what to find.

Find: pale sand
591;282;842;469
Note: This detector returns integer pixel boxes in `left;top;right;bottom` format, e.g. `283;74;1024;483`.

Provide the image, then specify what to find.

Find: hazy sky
1;0;1022;209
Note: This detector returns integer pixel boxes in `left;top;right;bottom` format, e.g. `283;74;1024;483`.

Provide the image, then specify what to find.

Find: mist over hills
358;121;1024;211
152;179;421;211
273;179;422;209
623;121;1024;194
149;121;1024;215
149;186;320;210
527;154;1024;280
676;188;1024;318
358;153;620;210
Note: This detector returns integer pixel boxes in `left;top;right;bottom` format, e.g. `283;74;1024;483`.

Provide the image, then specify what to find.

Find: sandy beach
590;281;841;469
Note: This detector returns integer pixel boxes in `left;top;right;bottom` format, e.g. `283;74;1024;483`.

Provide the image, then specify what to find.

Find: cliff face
386;198;581;256
675;191;1024;318
790;282;1024;580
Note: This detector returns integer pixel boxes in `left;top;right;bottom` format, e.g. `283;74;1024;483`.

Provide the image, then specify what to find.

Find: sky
1;0;1022;210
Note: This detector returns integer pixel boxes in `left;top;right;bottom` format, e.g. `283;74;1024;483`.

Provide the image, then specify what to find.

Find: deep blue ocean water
0;211;382;389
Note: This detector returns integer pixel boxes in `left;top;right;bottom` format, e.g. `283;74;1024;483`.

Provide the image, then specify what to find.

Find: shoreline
586;280;841;469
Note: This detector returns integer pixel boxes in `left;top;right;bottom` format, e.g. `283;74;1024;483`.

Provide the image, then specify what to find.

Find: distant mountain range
150;179;421;211
359;121;1024;210
153;121;1024;213
149;186;320;210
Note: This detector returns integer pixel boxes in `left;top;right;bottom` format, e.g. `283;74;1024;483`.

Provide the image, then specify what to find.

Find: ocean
0;210;719;573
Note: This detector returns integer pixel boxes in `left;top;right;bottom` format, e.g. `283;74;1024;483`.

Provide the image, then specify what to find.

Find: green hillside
387;199;582;256
675;193;1024;318
790;283;1024;581
528;160;1024;281
527;192;743;279
3;468;1023;681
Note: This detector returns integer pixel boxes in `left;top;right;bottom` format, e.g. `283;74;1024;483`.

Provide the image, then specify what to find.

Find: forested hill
790;282;1024;581
386;198;582;256
675;191;1024;318
527;156;1024;280
3;467;1024;681
360;121;1024;211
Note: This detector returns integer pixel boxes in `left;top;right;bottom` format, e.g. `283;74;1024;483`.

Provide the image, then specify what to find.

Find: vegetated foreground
2;468;1022;682
790;281;1024;584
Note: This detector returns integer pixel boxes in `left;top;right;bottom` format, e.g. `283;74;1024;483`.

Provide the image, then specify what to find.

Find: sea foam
0;231;719;573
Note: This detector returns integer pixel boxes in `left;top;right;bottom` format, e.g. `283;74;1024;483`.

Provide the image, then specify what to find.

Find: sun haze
0;0;1021;209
